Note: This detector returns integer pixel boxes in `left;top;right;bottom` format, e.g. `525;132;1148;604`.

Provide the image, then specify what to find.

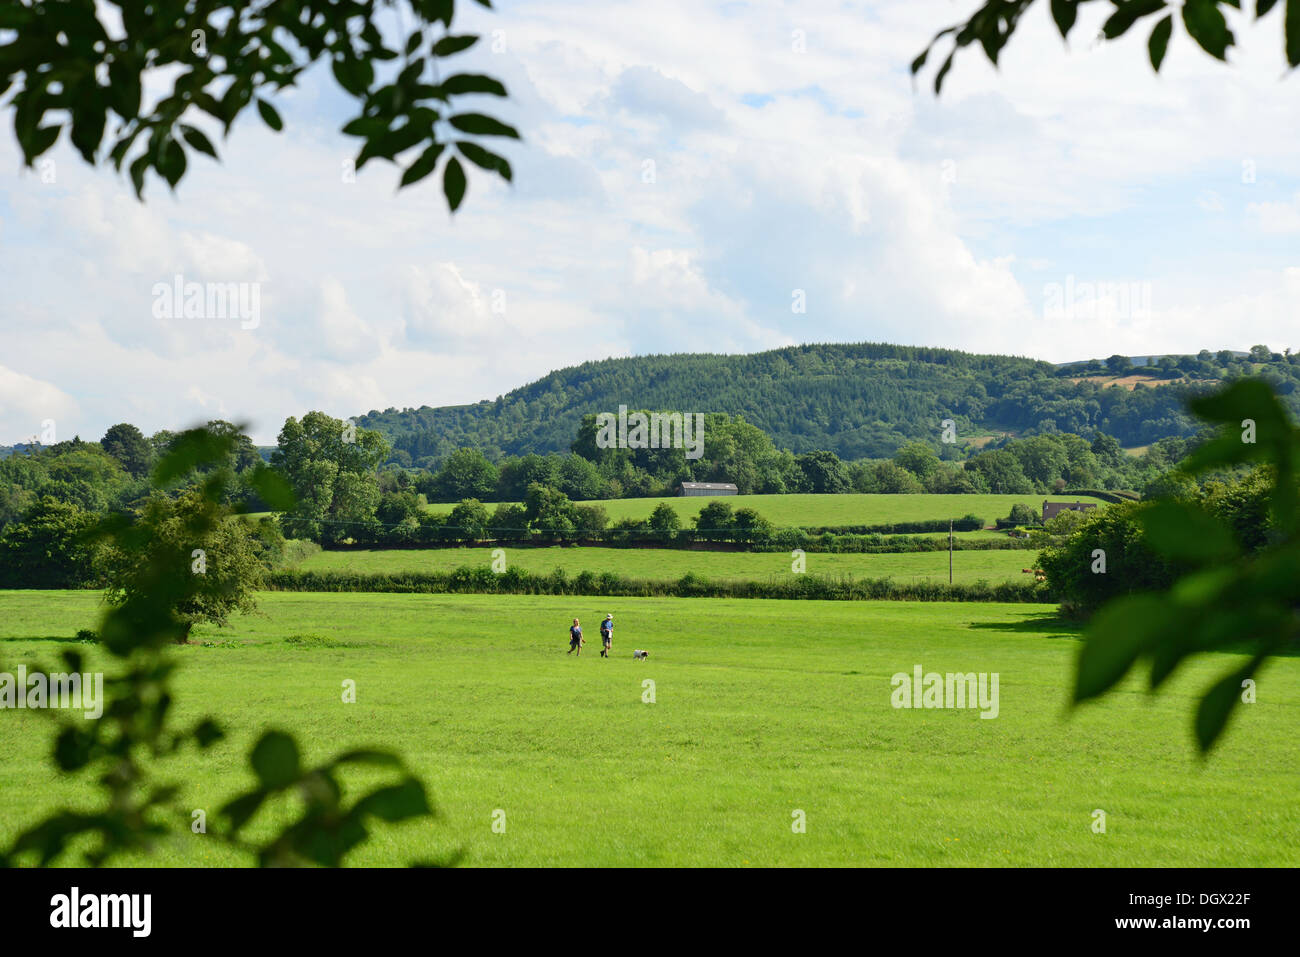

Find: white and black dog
633;649;650;660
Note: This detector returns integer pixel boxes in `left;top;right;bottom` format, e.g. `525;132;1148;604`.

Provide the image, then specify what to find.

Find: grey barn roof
680;482;738;490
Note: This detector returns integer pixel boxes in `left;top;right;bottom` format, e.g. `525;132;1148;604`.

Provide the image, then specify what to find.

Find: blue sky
2;0;1299;444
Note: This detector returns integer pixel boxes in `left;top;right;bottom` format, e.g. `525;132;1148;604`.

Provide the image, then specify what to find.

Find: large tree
271;411;389;542
100;423;153;478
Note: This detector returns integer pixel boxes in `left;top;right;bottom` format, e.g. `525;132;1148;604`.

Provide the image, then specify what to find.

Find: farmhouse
679;482;738;497
1042;500;1097;522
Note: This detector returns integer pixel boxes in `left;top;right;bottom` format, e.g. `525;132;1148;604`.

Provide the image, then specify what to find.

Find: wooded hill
356;342;1300;466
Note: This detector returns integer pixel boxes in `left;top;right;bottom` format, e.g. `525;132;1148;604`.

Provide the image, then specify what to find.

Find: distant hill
357;342;1300;465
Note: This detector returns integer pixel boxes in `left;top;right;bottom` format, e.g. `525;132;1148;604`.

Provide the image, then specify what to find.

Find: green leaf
432;35;478;57
448;113;520;138
106;57;142;120
457;140;511;181
153;428;234;483
220;790;267;832
27;124;60;160
353;778;432;822
54;727;95;771
70;95;107;163
1148;14;1174;70
1074;594;1169;702
180;124;218;159
1103;0;1167;40
256;99;283;132
1050;0;1079;38
332;57;374;96
1257;0;1280;16
399;143;444;188
1194;660;1257;752
158;136;186;189
1287;0;1300;65
249;465;297;511
194;719;224;748
250;730;300;789
442;155;467;210
438;73;508;97
1140;501;1240;563
1182;0;1235;59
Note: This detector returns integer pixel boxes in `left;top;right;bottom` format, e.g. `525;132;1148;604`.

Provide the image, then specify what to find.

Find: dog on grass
633;649;649;660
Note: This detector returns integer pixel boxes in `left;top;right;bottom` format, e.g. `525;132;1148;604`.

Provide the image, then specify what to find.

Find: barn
679;482;738;497
1042;500;1097;522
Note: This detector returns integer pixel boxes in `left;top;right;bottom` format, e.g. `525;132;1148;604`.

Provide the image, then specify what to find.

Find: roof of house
680;482;738;490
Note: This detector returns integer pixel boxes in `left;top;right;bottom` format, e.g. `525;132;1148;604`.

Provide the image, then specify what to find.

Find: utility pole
949;518;953;584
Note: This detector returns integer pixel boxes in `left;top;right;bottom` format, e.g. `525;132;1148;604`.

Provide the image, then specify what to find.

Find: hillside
357;342;1300;464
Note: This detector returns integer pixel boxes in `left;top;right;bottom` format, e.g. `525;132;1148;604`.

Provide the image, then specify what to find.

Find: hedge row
795;515;985;535
265;566;1051;602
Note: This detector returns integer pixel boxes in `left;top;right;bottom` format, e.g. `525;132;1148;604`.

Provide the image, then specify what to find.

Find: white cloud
3;0;1300;444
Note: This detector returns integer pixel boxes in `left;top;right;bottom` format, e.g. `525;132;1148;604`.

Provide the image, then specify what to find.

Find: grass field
1;590;1295;867
294;545;1037;584
489;493;1106;527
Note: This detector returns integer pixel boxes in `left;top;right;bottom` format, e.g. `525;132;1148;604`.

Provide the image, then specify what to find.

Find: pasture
482;493;1106;527
293;545;1036;584
1;590;1295;867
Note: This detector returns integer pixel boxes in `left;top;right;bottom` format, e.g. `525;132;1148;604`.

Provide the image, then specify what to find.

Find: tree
1037;501;1178;618
1105;354;1133;376
694;501;735;542
573;503;609;535
448;498;490;540
523;483;576;536
1006;502;1038;527
870;461;924;494
0;497;100;588
965;450;1034;494
893;441;941;481
488;502;527;539
272;412;388;542
1011;435;1069;490
96;489;264;642
732;507;774;545
796;450;851;494
100;423;153;478
2;0;516;208
435;448;499;502
648;502;682;533
914;1;1300;94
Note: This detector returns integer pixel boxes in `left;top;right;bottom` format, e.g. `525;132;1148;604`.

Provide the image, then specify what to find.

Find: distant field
2;590;1294;866
294;546;1037;584
589;493;1106;527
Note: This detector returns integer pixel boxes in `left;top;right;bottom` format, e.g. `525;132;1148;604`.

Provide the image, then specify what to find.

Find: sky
2;0;1299;445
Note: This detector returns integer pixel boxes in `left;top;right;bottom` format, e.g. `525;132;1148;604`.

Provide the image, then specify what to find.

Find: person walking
599;614;613;657
568;618;584;656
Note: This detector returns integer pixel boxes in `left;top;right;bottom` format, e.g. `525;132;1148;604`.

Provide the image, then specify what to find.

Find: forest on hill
356;343;1300;467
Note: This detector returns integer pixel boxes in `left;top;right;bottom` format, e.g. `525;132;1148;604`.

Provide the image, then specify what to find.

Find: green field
452;493;1106;527
1;590;1295;867
295;545;1036;584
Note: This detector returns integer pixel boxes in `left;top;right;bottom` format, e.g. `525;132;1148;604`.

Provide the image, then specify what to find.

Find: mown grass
294;546;1037;585
1;590;1295;867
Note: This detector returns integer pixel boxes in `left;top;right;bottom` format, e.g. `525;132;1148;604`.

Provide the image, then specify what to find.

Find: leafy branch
0;0;517;207
913;0;1298;94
